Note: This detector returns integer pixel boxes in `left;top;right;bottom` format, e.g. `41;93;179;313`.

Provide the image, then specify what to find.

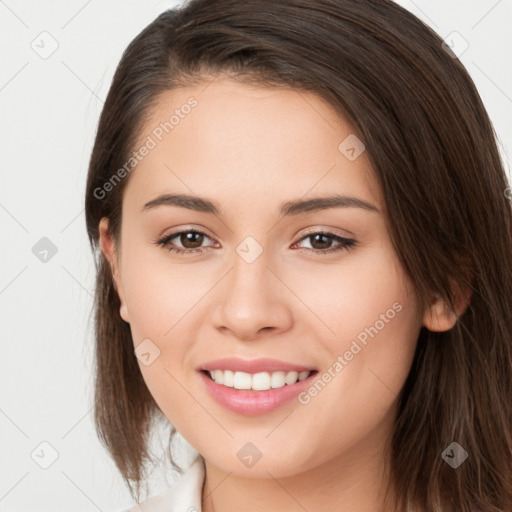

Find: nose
213;252;293;341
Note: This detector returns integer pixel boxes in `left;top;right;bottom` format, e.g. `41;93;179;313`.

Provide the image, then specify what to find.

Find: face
99;76;445;480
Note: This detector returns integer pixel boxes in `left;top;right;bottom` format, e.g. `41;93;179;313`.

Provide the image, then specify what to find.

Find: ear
98;217;130;323
422;281;472;332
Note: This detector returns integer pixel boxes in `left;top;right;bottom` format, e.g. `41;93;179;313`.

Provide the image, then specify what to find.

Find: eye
154;228;357;256
155;229;218;255
292;231;357;255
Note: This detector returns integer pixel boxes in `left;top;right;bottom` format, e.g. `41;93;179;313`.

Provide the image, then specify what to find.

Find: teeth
271;371;285;388
233;371;252;389
207;369;311;391
223;370;234;387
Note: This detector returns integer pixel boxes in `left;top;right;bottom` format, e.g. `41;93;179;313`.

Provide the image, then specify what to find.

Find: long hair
84;1;512;509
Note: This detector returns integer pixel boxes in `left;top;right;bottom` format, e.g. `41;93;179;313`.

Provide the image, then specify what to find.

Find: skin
99;76;466;512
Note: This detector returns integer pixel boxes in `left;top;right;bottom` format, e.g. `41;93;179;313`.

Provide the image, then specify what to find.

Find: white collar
125;454;205;512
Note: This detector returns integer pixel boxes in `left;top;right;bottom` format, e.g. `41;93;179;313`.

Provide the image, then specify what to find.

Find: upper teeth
208;370;311;391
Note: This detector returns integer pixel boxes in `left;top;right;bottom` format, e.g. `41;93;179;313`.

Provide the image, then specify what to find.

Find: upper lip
199;357;316;374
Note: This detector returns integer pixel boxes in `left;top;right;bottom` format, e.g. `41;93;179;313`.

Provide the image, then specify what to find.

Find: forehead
124;77;382;214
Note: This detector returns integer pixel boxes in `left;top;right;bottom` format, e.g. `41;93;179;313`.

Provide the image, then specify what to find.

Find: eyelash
154;229;357;256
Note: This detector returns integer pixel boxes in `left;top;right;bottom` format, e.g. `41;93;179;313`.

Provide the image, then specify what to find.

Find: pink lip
199;371;316;416
199;357;315;374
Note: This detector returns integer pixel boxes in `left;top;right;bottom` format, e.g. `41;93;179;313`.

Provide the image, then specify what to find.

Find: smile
198;358;318;415
206;369;311;391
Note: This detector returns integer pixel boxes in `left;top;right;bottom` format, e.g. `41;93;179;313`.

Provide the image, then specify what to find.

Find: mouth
197;358;318;415
201;368;314;391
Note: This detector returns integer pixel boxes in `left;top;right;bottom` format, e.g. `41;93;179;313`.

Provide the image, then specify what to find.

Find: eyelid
154;225;357;258
157;224;217;241
156;225;354;245
296;225;353;238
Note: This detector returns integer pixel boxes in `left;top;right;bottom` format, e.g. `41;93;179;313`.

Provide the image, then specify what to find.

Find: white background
1;1;511;510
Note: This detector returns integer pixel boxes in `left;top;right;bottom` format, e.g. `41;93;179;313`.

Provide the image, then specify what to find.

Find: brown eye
155;229;217;255
293;231;357;255
179;231;205;249
308;233;333;250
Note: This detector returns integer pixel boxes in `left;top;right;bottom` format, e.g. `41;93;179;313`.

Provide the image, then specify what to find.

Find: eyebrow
142;193;379;216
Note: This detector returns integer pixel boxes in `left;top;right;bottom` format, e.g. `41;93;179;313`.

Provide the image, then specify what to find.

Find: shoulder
121;455;205;512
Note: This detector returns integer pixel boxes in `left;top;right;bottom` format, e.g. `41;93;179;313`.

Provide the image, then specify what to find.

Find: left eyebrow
142;193;380;216
280;195;379;215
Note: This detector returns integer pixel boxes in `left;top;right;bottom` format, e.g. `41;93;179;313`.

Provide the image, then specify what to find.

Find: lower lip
199;370;316;416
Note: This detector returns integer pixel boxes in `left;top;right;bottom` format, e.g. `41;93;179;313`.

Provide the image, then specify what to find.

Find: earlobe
98;217;130;323
120;303;130;323
422;283;471;332
99;218;116;268
422;296;457;332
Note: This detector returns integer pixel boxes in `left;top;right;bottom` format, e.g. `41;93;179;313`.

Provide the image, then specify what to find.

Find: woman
84;0;512;510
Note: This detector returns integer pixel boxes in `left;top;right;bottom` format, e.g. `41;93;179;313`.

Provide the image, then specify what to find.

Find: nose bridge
228;247;275;312
214;243;291;339
228;231;274;297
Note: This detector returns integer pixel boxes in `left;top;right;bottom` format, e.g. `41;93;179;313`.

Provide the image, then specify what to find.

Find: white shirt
123;455;206;512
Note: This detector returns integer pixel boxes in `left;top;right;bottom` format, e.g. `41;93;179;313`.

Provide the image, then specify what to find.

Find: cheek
120;241;207;343
118;248;203;431
118;243;215;419
286;239;418;349
287;244;420;416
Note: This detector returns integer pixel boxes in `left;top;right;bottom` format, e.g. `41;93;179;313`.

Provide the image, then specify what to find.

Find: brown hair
84;0;512;509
